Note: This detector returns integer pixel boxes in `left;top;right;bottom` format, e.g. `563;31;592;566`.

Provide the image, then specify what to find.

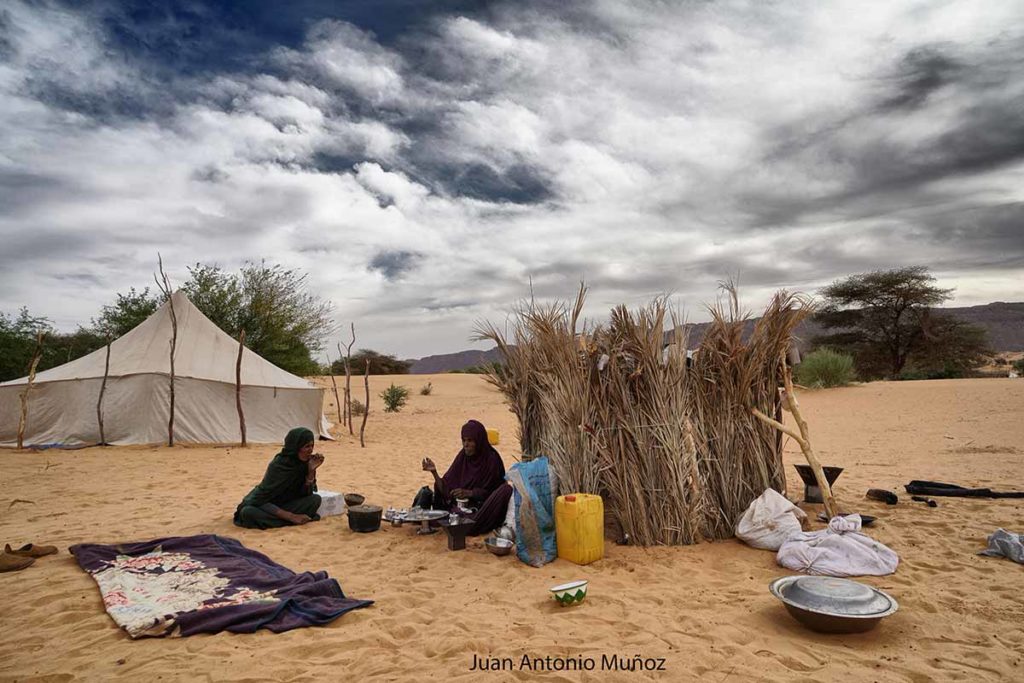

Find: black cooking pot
347;504;383;533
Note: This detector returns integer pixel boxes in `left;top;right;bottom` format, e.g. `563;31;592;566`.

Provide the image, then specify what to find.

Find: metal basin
485;537;514;556
769;576;898;633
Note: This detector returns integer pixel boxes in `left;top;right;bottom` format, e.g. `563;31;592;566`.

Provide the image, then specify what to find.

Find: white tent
0;291;331;447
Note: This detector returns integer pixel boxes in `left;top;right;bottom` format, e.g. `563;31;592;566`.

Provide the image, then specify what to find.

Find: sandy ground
1;375;1022;682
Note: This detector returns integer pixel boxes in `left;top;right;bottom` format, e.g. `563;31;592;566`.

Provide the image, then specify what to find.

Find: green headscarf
235;427;316;511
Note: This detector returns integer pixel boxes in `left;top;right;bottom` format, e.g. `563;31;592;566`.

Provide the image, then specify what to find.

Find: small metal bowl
344;493;365;506
817;512;877;526
484;537;514;556
770;576;898;633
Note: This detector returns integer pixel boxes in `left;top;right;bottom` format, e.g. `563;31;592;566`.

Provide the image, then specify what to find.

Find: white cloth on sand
777;514;899;577
735;488;807;551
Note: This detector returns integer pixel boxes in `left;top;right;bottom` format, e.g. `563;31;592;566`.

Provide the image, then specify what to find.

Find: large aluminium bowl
769;576;898;634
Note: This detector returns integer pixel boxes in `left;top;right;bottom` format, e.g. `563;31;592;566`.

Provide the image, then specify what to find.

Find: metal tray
402;509;448;522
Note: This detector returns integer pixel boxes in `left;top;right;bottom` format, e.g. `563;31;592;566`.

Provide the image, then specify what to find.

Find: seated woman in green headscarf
233;427;324;529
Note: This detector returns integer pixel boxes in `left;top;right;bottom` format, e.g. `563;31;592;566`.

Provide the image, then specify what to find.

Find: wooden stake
328;353;343;426
359;359;369;448
344;323;356;435
97;336;111;445
17;332;44;450
236;328;247;447
751;354;838;518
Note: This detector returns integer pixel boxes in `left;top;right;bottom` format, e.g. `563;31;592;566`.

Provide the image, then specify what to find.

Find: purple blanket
70;534;372;638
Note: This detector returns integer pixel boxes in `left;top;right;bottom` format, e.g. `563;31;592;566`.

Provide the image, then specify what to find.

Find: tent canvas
0;291;331;447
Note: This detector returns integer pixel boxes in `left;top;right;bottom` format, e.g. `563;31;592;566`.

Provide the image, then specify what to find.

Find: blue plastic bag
507;456;557;567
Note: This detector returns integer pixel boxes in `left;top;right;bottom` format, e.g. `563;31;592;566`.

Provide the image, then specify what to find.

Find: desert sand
1;375;1022;682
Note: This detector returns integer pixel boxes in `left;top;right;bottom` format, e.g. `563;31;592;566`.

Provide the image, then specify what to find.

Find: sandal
0;552;35;572
4;543;59;558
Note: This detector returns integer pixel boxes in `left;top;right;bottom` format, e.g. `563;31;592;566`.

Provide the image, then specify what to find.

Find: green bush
795;348;856;388
379;384;409;412
419;382;433;396
349;399;366;416
897;363;966;381
1013;359;1024;375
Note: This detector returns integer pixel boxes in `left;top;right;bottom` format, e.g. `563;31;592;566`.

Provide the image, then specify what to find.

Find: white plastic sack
777;515;899;576
316;490;347;518
736;488;807;550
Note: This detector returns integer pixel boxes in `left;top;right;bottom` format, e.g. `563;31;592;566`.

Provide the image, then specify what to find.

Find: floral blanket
70;535;372;638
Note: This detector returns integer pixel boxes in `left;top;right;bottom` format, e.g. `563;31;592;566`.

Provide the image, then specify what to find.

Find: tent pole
17;333;44;450
97;336;111;446
236;329;247;447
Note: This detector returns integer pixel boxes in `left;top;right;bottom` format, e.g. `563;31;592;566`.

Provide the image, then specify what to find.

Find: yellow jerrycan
555;494;604;565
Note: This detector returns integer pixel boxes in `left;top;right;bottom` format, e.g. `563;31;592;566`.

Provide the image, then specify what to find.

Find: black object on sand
794;464;844;504
911;495;938;508
905;480;1024;499
866;489;899;505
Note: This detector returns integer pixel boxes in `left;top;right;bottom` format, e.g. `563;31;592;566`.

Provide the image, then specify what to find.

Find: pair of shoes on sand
0;543;58;572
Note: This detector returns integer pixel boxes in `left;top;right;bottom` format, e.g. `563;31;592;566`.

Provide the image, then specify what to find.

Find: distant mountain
666;302;1024;352
409;347;505;374
408;302;1024;373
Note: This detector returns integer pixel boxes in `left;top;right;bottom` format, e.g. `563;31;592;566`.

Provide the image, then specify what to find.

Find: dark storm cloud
747;36;1024;230
433;161;553;204
368;250;422;280
878;45;963;111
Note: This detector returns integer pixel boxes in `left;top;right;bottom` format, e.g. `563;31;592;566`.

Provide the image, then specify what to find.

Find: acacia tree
330;349;411;375
93;287;160;337
815;266;988;379
181;261;333;376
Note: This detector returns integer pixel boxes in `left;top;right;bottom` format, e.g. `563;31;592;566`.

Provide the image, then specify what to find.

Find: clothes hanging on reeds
777;515;899;577
507;456;557;567
905;481;1024;499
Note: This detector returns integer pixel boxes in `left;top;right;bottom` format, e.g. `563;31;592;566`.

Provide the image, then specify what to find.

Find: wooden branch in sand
751;355;838;518
154;254;177;446
327;353;343;426
344;323;356;434
97;335;111;446
359;358;369;448
236;329;247;447
17;332;44;450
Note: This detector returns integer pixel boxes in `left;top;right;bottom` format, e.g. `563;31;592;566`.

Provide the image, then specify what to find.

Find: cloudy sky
1;0;1022;358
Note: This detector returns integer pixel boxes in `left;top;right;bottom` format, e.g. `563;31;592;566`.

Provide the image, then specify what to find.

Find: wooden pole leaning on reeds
17;332;44;450
236;329;247;447
751;353;838;519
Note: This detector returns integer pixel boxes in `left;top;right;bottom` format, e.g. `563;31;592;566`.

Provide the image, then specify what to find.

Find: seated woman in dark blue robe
418;420;513;536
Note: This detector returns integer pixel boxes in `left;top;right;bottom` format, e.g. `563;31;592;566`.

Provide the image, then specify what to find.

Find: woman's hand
451;488;471;500
421;457;437;473
308;453;325;472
